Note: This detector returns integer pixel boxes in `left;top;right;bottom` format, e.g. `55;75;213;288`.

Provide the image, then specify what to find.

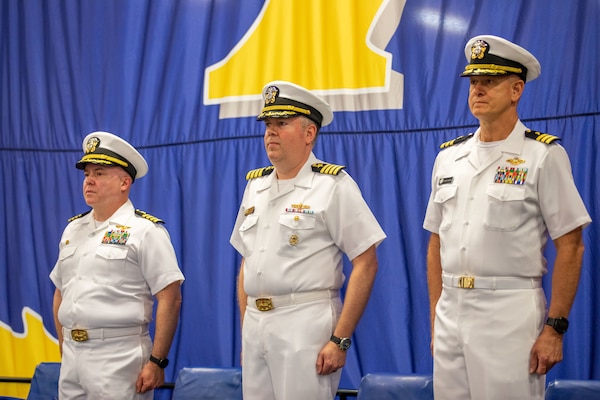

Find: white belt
63;325;148;342
248;289;339;312
442;273;542;290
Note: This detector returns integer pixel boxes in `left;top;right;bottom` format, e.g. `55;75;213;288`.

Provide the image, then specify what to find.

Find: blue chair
546;379;600;400
171;367;242;400
357;373;433;400
27;362;60;400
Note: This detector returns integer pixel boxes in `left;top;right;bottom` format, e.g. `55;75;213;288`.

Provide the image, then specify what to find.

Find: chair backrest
172;367;242;400
546;379;600;400
27;362;60;400
357;373;433;400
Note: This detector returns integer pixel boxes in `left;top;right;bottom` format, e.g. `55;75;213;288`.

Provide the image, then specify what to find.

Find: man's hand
135;362;165;393
316;341;346;375
529;327;564;375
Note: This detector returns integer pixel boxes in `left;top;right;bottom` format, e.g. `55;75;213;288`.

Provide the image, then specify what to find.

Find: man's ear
512;79;525;102
121;174;133;191
305;123;317;145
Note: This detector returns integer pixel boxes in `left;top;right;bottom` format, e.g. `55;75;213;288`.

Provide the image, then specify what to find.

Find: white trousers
242;297;343;400
59;332;153;399
433;286;547;400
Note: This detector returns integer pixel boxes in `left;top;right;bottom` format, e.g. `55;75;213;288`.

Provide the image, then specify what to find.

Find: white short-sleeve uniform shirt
50;199;184;329
230;152;386;297
423;120;591;278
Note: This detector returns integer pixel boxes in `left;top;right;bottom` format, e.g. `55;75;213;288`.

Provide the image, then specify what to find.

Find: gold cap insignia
471;39;488;60
265;86;279;105
85;137;100;154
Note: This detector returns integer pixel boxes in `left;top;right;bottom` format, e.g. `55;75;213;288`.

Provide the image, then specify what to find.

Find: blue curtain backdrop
1;0;599;397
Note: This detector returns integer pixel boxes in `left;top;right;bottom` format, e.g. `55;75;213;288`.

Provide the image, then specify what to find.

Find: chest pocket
484;184;526;231
433;185;458;231
238;214;259;257
57;245;78;284
93;245;130;286
278;213;317;257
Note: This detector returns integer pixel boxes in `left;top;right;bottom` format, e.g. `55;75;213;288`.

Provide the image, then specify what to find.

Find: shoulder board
67;209;91;222
135;209;165;224
525;130;560;144
245;166;275;180
311;163;346;175
439;134;474;149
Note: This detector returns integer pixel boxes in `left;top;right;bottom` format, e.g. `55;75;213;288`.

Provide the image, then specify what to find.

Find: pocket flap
95;245;129;260
434;185;458;204
278;213;316;230
239;215;259;232
486;184;525;202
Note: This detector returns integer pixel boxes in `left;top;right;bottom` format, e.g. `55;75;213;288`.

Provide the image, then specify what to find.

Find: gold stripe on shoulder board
135;209;165;224
311;163;346;175
68;209;91;222
525;130;560;144
245;166;275;180
439;133;474;149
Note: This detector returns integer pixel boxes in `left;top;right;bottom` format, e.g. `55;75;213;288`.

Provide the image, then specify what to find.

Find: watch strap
149;355;169;369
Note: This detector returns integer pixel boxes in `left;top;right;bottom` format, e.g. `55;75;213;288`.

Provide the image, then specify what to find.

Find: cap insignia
265;86;279;105
471;39;488;60
85;137;100;154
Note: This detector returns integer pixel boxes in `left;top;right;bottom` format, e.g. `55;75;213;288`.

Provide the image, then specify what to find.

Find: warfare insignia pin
506;157;525;165
245;206;255;216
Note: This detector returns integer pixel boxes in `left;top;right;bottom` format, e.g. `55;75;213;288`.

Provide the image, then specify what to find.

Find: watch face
548;317;569;334
339;338;351;350
555;319;569;332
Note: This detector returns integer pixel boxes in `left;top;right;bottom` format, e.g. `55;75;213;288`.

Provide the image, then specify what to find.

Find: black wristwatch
330;335;351;351
546;317;569;334
149;355;169;369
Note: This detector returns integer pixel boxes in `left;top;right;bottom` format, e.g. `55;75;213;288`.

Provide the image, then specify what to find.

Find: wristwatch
546;317;569;334
149;355;169;369
330;335;351;351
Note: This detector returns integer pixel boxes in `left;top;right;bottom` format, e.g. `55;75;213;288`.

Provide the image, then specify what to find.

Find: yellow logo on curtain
204;0;406;120
0;307;60;398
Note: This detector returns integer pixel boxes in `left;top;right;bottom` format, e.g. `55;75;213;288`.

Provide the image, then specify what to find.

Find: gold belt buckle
71;329;89;342
458;276;475;289
255;298;274;312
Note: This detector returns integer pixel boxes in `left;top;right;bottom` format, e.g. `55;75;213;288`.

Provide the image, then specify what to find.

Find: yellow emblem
471;39;488;60
245;206;255;216
85;137;100;154
506;157;525;165
289;234;299;246
115;225;131;230
264;86;279;104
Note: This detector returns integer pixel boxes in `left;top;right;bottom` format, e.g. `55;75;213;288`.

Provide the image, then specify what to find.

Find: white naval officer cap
257;81;333;128
75;131;148;182
460;35;541;82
